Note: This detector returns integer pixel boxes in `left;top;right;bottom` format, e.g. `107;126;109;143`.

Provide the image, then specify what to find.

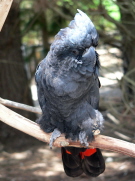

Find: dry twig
0;103;135;157
0;97;42;114
0;0;13;31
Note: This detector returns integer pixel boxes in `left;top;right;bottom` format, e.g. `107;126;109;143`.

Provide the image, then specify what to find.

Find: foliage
20;0;120;63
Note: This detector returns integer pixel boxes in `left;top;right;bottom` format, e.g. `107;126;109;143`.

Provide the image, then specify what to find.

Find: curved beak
78;47;96;73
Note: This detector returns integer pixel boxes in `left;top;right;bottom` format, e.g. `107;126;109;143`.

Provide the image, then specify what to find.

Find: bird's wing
35;59;46;111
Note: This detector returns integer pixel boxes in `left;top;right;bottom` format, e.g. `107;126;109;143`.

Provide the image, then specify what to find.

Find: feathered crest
51;10;98;51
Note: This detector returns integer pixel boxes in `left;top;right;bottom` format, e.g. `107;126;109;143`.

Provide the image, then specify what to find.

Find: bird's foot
78;110;104;146
79;131;89;147
92;110;104;135
49;128;61;148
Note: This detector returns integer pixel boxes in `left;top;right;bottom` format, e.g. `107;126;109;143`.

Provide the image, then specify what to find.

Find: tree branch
99;0;135;40
0;103;135;157
0;97;42;114
0;0;13;31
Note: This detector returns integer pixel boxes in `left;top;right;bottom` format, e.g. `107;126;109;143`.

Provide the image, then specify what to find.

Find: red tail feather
66;150;72;154
62;147;105;177
80;148;97;159
65;148;97;159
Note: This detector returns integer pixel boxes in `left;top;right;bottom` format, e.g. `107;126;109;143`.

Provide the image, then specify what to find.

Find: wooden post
0;0;13;31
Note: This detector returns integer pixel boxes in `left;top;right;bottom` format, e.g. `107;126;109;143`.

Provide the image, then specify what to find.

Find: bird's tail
61;147;105;177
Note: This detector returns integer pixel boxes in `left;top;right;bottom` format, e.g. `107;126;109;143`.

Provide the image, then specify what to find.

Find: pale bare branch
0;103;135;157
0;97;42;114
0;0;13;31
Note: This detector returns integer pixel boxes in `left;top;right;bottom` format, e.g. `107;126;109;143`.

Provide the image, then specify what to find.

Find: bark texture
0;2;36;141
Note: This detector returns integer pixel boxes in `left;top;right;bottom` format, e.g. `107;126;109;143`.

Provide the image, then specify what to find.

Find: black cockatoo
35;9;105;177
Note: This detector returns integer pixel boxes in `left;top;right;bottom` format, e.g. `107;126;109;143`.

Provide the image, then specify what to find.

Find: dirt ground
1;46;135;181
0;137;135;181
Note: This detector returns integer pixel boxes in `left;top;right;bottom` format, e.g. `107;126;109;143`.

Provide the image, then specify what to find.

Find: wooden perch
0;97;42;114
0;103;135;157
0;0;13;31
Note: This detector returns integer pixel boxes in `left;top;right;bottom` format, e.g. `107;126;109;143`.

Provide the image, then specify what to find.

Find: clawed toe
94;110;104;127
49;128;61;148
79;131;89;147
92;110;104;133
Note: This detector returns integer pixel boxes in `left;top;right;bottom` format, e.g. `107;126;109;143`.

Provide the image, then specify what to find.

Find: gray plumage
35;10;105;177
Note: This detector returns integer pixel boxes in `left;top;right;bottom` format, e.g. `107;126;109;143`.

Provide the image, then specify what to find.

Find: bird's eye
72;49;79;55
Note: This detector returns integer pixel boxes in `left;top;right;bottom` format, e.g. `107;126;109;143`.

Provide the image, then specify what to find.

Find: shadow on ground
0;137;135;181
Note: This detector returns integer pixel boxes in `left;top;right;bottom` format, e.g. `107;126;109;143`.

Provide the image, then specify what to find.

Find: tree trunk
117;0;135;103
0;2;36;141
